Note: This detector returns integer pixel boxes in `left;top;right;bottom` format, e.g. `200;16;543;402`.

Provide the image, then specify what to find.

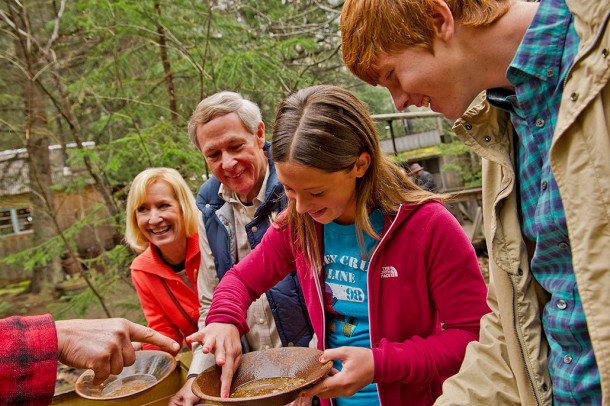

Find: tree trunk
7;1;63;293
154;0;179;125
22;60;63;293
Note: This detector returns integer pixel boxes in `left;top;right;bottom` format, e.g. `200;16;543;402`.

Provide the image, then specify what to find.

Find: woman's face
135;180;186;254
275;154;370;225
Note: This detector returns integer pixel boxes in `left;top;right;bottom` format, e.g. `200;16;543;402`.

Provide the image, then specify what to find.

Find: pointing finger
128;322;180;353
220;356;237;398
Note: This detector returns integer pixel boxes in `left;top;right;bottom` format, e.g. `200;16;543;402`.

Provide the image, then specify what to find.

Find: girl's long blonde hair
272;85;442;274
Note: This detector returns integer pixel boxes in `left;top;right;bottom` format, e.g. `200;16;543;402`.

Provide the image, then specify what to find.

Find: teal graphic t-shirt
323;209;384;406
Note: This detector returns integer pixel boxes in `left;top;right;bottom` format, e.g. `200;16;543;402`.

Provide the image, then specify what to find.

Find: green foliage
353;85;395;115
0;280;29;292
51;245;143;321
1;234;65;272
98;121;206;190
437;140;472;156
39;0;349;143
0;281;30;310
0;0;395;316
0;300;13;317
395;145;441;162
51;278;98;319
0;205;116;274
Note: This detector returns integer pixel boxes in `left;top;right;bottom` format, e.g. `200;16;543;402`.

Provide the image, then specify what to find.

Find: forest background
0;0;471;322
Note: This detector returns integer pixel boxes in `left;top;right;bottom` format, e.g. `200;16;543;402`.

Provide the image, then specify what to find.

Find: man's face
375;44;482;120
196;112;267;203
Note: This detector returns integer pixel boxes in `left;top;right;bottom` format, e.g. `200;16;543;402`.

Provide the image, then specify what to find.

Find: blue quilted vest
196;142;313;348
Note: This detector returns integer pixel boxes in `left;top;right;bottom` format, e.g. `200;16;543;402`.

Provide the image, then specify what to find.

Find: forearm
434;312;522;405
205;270;252;334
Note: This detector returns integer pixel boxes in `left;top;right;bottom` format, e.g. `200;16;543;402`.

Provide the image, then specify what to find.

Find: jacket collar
132;233;200;277
454;95;516;171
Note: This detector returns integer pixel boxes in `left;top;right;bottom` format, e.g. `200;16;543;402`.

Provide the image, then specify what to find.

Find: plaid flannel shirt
487;0;601;403
0;314;58;405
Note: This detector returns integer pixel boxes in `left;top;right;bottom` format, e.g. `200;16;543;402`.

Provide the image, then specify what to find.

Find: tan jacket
436;2;610;404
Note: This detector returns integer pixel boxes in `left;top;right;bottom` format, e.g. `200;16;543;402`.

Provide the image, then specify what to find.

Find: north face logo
380;266;398;278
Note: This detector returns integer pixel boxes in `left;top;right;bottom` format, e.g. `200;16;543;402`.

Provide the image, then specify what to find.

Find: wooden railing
372;111;446;155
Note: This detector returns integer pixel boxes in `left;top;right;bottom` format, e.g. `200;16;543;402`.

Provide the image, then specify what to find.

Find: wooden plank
469;207;484;244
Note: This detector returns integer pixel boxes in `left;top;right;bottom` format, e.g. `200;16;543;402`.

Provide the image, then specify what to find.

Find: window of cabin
0;207;33;236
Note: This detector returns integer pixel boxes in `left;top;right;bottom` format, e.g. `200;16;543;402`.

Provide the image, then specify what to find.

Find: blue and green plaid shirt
487;0;601;404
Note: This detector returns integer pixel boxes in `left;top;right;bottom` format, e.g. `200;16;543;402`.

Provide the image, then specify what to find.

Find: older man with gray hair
169;92;314;406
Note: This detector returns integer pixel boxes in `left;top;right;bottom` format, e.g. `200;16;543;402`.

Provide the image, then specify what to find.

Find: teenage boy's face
375;47;480;120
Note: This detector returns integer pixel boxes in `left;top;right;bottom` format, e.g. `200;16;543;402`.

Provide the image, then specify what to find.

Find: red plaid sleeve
0;314;59;405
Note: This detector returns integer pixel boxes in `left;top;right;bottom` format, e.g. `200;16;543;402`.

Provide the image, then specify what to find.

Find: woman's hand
299;346;374;399
186;323;242;398
168;377;200;406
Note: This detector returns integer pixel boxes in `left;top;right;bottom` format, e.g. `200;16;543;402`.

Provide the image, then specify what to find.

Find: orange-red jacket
131;233;200;351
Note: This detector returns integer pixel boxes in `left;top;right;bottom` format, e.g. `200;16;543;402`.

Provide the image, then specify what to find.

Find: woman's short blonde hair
125;167;198;252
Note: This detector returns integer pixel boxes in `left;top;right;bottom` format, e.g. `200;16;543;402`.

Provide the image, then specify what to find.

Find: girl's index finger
219;356;236;398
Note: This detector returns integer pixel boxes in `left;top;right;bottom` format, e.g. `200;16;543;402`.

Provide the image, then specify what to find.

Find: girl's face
135;180;186;254
275;153;370;225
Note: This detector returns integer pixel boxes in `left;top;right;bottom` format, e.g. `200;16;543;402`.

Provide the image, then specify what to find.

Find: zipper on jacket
313;263;327;352
312;261;335;406
510;275;543;406
363;209;405;406
314;210;404;406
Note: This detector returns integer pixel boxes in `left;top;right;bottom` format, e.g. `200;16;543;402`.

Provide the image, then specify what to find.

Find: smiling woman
124;168;201;355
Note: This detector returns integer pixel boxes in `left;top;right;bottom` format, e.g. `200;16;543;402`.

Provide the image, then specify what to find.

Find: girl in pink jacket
188;85;490;405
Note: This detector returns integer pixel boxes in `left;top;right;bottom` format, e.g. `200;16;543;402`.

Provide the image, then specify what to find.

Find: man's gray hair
187;91;262;150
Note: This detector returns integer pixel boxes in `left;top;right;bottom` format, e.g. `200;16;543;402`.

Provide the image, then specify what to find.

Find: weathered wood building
0;143;116;283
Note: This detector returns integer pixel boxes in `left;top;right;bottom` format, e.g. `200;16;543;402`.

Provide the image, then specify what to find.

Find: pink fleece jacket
207;202;490;405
